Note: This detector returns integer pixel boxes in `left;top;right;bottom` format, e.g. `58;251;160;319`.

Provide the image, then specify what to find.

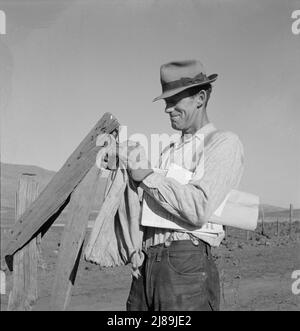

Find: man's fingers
106;149;118;169
100;160;108;169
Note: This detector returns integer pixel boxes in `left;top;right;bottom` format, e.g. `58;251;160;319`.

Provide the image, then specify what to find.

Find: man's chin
170;121;182;130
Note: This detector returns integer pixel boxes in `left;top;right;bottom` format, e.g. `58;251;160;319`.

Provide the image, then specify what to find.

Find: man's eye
165;103;174;110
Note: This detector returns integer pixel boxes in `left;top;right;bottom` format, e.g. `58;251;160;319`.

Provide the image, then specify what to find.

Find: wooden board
50;166;100;310
7;174;40;310
4;112;119;270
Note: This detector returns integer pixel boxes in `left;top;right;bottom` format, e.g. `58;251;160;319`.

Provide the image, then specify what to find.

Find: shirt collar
178;122;216;145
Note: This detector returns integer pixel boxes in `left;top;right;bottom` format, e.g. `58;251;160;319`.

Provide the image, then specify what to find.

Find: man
109;60;244;310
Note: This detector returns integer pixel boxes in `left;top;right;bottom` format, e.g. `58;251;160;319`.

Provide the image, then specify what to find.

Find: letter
174;316;178;328
95;133;117;169
0;10;6;35
291;270;300;295
128;133;149;169
0;270;6;294
107;318;113;326
179;316;184;326
291;10;300;35
150;132;180;168
118;125;128;144
135;318;141;329
125;318;135;326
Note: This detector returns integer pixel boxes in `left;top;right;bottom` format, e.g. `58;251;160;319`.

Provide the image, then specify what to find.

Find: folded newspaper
141;163;259;232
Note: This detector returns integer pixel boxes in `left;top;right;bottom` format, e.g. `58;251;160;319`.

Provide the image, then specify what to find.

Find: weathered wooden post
50;166;100;311
289;204;293;237
261;205;265;236
246;230;250;240
7;174;40;311
276;218;279;237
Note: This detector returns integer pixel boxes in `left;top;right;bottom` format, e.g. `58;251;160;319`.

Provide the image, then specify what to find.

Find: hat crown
160;60;206;84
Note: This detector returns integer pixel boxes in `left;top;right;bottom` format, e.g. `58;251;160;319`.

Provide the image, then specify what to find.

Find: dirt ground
1;221;300;311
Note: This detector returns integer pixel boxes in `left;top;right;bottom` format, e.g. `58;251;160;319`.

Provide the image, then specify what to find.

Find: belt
142;230;208;251
145;237;211;262
164;232;202;247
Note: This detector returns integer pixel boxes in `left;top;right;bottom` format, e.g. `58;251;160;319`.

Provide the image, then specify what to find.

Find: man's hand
96;133;118;170
100;140;153;182
118;141;153;182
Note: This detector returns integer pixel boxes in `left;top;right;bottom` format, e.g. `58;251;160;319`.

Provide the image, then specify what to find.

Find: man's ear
196;90;207;108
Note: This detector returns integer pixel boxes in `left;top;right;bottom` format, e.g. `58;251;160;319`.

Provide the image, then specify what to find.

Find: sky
0;0;299;208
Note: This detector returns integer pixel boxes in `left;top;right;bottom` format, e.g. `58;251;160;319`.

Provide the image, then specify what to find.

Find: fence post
7;174;40;311
261;205;265;236
289;204;293;237
246;230;250;240
224;226;228;240
276;218;279;237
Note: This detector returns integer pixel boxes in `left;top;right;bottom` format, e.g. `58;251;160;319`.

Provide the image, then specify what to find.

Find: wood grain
50;166;101;311
7;174;39;310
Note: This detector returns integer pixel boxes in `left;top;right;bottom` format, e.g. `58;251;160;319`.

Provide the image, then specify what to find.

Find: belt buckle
190;236;199;246
164;232;174;247
164;240;172;247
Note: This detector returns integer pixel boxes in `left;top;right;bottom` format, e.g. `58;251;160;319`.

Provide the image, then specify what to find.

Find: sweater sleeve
140;133;244;227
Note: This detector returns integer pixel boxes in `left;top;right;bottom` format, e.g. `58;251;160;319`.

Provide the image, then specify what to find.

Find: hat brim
153;74;218;102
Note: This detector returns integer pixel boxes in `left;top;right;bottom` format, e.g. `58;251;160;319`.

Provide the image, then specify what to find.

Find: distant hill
258;204;300;219
261;208;300;220
259;204;285;214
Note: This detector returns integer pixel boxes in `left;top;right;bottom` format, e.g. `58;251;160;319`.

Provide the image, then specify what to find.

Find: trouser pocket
159;247;220;311
167;250;206;276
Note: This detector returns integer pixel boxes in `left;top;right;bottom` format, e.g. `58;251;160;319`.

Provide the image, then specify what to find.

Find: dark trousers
126;239;220;311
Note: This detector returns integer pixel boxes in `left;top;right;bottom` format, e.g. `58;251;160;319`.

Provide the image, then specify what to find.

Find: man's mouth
170;114;181;120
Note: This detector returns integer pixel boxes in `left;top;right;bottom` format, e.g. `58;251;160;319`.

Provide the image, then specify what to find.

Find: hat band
162;73;208;92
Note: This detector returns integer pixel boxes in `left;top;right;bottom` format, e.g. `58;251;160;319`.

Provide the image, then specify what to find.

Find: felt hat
153;60;217;102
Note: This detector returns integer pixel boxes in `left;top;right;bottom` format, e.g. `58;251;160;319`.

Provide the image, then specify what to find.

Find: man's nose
165;105;174;114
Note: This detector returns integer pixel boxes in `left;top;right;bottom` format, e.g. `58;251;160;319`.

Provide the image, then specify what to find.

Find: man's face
164;89;199;131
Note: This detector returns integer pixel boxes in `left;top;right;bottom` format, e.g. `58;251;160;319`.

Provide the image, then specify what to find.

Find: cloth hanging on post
84;161;144;278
